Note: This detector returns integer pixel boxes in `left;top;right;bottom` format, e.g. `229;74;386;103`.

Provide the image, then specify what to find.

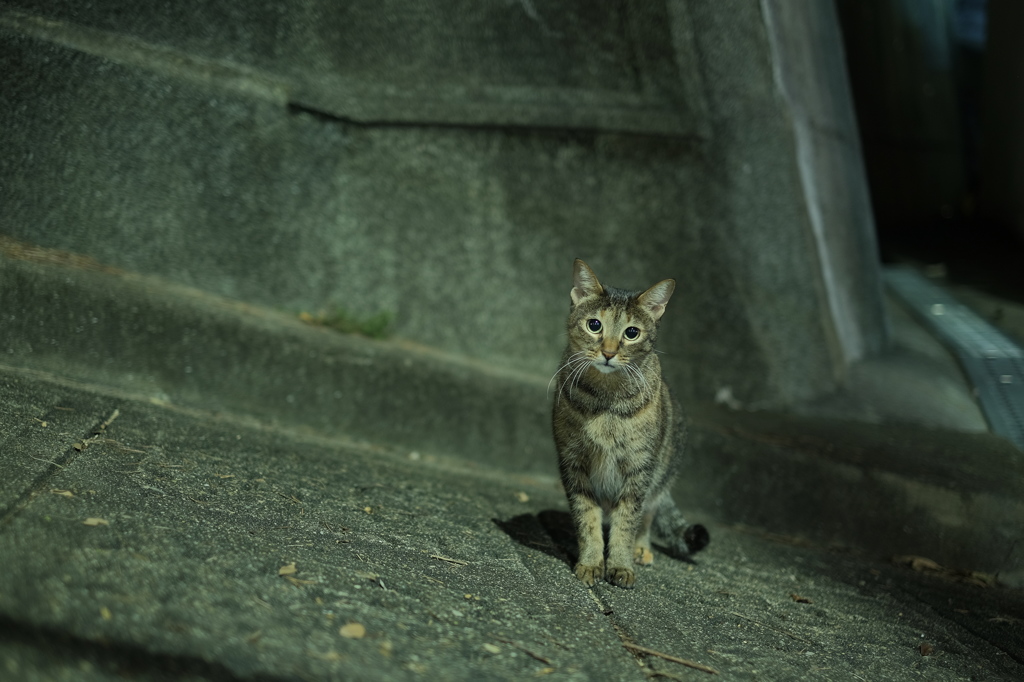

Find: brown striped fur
552;259;708;589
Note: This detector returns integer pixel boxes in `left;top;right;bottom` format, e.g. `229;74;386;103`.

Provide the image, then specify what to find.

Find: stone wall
0;0;886;408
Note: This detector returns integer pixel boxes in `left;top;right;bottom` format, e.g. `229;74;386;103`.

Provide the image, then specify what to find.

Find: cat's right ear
571;259;604;305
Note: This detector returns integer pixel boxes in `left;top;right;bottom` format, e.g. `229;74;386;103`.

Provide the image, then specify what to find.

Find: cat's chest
582;412;651;503
584;408;654;470
583;411;649;453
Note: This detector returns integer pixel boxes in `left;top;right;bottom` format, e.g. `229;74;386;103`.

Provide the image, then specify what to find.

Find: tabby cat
552;259;708;589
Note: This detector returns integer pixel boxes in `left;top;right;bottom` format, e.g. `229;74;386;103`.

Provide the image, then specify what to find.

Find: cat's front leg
568;494;605;586
606;499;644;588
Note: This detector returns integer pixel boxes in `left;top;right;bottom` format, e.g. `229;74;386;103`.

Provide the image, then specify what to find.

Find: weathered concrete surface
1;367;1022;681
0;1;709;134
0;1;886;408
0;242;553;476
2;242;1021;584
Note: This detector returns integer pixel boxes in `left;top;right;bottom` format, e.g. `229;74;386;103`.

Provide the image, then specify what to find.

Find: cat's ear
637;279;675;321
571;259;604;305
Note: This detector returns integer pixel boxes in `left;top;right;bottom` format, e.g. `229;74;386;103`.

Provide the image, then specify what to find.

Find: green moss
299;308;393;339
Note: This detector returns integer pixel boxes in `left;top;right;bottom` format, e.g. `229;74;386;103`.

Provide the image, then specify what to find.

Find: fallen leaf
51;489;74;498
339;622;366;639
515;491;530;503
894;555;942;572
482;643;501;655
99;606;112;620
790;592;813;604
278;562;298;576
364;506;373;514
82;517;109;526
919;642;934;656
73;442;85;451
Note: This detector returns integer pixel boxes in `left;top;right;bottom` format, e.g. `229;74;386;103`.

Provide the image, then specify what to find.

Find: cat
551;259;708;589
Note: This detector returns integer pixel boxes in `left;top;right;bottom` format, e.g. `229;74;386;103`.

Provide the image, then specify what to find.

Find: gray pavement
2;366;1022;681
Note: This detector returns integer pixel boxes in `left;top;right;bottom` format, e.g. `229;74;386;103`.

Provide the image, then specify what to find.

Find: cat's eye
624;326;641;340
586;319;602;333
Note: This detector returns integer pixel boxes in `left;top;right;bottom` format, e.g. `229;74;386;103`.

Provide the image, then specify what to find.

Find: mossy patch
298;308;393;339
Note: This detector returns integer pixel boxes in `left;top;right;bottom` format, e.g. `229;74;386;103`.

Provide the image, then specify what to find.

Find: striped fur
552;259;708;589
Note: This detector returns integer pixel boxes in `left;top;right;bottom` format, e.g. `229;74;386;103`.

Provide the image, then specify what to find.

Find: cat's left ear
637;279;675;321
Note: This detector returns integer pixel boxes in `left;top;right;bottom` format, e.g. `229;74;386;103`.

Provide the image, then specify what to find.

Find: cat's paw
606;565;636;589
633;545;654;566
574;562;604;587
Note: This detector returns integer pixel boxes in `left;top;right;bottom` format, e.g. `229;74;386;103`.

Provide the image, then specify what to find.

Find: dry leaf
482;643;501;654
51;489;74;498
99;606;112;620
278;562;298;576
894;555;942;572
364;506;373;514
73;442;85;451
790;592;813;604
919;642;934;656
515;491;529;503
339;622;366;639
82;517;109;526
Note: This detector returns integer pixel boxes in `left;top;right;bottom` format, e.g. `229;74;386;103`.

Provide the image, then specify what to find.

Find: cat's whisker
548;351;590;399
568;355;594;401
632;363;651;396
555;355;591;405
625;363;648;397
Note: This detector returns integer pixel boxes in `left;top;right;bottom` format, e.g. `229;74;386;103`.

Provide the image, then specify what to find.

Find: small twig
622;643;718;675
430;554;469;566
97;408;121;432
494;637;554;665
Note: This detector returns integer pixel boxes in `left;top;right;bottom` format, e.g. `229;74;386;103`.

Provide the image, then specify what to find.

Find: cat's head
566;259;674;374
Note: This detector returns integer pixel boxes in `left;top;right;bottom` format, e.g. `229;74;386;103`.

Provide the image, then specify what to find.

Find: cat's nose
601;350;616;360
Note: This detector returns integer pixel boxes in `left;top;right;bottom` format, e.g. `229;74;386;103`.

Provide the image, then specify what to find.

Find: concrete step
2;239;1021;583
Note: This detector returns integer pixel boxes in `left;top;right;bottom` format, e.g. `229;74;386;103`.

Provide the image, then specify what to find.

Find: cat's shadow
493;510;700;566
492;510;577;567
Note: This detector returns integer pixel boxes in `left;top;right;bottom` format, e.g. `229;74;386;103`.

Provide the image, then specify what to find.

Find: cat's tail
652;493;710;559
